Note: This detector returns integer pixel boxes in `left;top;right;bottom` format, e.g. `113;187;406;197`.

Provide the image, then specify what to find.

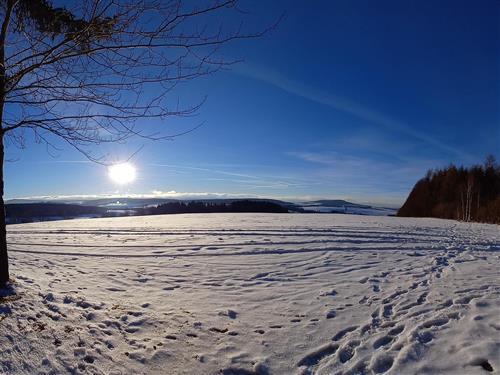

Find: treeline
6;203;106;224
6;200;289;224
398;156;500;224
141;200;288;215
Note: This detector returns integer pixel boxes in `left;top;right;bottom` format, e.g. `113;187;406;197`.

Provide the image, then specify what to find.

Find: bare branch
0;0;278;162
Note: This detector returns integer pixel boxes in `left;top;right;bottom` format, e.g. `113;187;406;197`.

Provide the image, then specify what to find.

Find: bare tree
0;0;278;286
460;175;476;222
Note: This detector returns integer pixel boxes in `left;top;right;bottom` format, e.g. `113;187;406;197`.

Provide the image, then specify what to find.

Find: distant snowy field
298;205;397;216
1;214;499;375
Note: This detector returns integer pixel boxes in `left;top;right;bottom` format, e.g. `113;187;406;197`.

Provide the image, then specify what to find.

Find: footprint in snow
371;353;394;374
470;358;494;372
319;289;337;297
326;310;336;319
218;309;238;319
209;327;228;334
373;335;393;349
338;340;361;363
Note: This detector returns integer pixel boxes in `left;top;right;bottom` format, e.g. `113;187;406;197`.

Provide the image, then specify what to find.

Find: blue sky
5;0;499;206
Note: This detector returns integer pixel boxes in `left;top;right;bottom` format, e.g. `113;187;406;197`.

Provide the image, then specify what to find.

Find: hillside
299;200;396;216
398;156;500;224
5;203;106;224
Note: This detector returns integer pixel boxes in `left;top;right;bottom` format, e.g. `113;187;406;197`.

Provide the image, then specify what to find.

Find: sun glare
108;163;136;185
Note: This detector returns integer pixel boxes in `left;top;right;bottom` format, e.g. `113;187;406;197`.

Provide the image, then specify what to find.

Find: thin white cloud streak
287;150;437;193
150;163;261;180
150;163;313;189
235;64;474;160
7;191;261;201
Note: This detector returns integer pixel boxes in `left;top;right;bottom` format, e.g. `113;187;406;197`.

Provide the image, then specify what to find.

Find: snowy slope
1;214;499;374
297;200;397;216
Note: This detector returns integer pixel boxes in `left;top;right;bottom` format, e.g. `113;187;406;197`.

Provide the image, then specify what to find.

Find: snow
299;205;396;216
1;213;499;374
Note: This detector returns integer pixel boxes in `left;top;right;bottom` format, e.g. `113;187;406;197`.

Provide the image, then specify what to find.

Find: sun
108;163;136;185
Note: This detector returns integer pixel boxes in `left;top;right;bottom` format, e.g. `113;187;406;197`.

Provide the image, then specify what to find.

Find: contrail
235;63;474;160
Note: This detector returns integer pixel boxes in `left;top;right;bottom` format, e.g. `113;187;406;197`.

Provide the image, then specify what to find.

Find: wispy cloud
287;149;438;189
235;63;474;160
150;163;261;180
150;190;257;199
8;191;261;202
150;163;314;189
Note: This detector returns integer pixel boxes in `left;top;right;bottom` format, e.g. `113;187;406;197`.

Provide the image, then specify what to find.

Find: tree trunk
0;0;11;288
461;190;465;221
0;134;8;286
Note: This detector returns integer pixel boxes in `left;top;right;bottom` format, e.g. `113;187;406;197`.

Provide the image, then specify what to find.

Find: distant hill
5;197;397;224
398;156;500;224
6;203;106;224
303;200;371;209
5;200;289;224
7;197;298;209
298;200;396;216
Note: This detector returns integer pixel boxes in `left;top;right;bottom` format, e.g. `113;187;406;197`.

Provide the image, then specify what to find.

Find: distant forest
398;156;500;224
6;203;106;222
6;200;288;224
141;200;288;215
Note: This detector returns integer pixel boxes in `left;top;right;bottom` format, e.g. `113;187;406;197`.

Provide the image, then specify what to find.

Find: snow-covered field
1;213;499;374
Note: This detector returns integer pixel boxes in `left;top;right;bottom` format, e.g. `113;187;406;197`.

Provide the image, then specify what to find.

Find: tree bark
461;190;465;221
0;134;8;286
0;0;13;287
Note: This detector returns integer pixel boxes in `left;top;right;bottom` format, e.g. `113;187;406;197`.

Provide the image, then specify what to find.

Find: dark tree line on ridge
141;200;288;215
6;200;289;224
398;156;500;224
6;203;106;221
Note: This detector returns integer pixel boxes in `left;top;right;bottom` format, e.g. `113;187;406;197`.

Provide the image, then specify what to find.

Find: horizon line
5;192;403;209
